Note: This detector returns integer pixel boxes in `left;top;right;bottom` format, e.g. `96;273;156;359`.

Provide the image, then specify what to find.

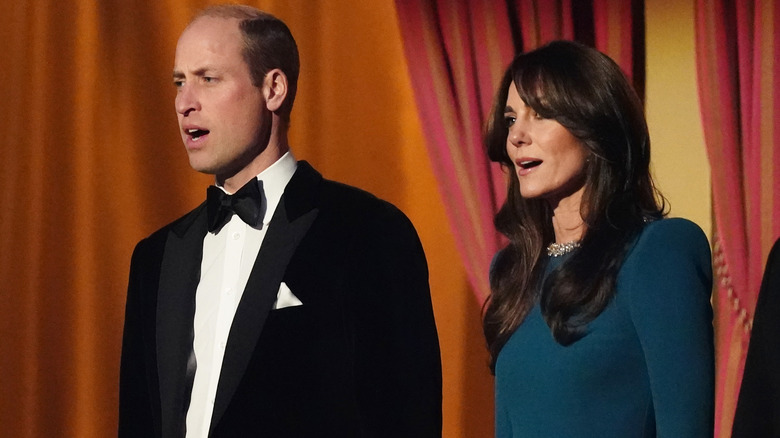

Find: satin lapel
157;205;207;438
210;192;319;432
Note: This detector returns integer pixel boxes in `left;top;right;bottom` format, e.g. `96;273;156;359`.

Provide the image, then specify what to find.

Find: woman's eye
504;116;516;127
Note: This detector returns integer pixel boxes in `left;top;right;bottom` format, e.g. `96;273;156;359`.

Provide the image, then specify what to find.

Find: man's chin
187;159;220;176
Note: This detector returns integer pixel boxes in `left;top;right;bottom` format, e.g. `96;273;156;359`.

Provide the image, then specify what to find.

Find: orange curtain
0;1;493;437
695;0;780;436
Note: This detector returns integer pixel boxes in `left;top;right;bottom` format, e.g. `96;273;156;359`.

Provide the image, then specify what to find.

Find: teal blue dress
494;218;714;437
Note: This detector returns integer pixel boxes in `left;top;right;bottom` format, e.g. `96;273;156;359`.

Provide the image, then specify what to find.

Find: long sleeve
119;239;159;438
623;218;714;437
494;386;512;438
349;202;442;437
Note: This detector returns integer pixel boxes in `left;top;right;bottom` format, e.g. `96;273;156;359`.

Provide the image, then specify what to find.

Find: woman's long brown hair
483;41;666;372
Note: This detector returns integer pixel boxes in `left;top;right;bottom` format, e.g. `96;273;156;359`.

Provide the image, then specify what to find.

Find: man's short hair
193;5;300;121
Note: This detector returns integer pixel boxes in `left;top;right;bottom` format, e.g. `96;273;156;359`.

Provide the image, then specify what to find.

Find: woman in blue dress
483;40;714;437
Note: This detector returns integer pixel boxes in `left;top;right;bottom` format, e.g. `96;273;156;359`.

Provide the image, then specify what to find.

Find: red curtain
695;1;780;436
394;0;644;303
394;0;511;304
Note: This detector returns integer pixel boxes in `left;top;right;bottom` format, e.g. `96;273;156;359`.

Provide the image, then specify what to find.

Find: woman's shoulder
620;218;711;280
633;217;710;256
621;217;712;283
641;216;706;237
617;218;714;324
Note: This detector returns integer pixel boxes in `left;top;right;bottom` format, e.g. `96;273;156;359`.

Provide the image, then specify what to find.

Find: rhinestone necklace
546;241;581;257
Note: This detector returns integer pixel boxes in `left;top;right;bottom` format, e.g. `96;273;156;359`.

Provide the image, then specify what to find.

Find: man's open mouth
188;128;210;140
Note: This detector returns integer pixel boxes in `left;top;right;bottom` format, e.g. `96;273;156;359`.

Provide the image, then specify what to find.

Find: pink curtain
394;0;512;303
695;0;780;436
394;0;644;303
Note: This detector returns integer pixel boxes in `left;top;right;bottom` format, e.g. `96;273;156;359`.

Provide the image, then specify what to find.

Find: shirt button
220;342;226;349
225;287;233;296
232;232;241;240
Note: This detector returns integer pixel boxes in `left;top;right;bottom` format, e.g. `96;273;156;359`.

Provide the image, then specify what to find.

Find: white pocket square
273;282;303;310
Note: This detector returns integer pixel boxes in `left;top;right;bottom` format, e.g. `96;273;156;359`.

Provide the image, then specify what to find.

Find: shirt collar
254;151;297;226
215;151;297;227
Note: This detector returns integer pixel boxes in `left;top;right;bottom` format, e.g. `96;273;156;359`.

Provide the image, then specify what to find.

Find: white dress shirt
185;152;297;438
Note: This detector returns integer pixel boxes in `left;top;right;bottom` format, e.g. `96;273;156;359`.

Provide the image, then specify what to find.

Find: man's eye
173;80;184;88
204;77;214;83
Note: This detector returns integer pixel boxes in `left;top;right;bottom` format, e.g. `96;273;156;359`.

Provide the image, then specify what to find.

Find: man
118;5;442;437
732;237;780;437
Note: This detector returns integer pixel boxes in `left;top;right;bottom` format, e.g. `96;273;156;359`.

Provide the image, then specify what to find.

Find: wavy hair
483;40;665;372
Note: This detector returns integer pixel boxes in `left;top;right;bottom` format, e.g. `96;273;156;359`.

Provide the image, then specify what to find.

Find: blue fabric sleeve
494;383;512;438
621;218;714;437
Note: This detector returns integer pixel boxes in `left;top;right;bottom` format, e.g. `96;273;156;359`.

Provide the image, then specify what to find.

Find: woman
484;40;714;437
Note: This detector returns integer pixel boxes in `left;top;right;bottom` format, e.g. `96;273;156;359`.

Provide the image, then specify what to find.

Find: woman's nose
508;123;529;147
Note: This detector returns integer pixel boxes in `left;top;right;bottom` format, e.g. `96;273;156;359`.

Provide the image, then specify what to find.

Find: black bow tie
206;179;264;232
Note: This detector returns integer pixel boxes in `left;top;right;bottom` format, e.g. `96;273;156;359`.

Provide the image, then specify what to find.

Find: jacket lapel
157;204;207;438
209;162;321;432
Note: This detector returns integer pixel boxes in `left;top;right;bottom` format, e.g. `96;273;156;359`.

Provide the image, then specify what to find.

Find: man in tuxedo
732;237;780;437
118;5;442;437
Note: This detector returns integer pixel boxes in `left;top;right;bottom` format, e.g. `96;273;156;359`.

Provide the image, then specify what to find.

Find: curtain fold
513;0;575;47
695;0;780;436
394;0;513;303
593;0;645;96
0;1;495;436
395;0;643;303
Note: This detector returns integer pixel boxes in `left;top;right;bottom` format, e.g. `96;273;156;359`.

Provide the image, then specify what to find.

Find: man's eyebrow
173;67;215;80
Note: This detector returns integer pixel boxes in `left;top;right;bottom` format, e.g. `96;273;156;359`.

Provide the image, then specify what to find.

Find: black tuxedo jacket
732;237;780;437
119;162;442;437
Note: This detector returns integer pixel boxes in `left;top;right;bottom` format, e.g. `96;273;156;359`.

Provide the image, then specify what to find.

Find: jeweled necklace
546;241;580;257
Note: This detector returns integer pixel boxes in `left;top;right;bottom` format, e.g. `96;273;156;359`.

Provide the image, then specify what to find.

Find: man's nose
175;84;200;116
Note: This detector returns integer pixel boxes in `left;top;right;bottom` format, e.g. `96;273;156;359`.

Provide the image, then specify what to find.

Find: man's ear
262;69;288;113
